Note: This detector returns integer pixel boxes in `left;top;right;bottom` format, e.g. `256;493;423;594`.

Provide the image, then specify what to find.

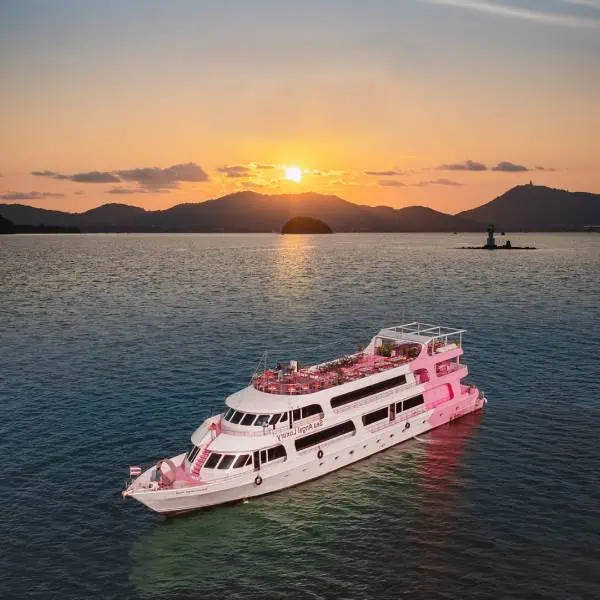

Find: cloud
535;166;559;172
31;170;70;180
242;181;265;188
310;169;347;177
251;163;276;170
365;169;406;176
117;163;209;187
563;1;600;9
31;162;209;188
414;178;463;187
492;161;529;172
438;160;487;171
32;169;119;183
106;186;171;195
423;0;600;29
0;191;66;200
71;171;121;183
106;187;146;195
378;179;406;187
217;165;252;178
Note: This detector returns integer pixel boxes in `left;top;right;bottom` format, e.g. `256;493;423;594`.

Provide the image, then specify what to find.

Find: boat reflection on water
129;413;483;599
416;410;484;486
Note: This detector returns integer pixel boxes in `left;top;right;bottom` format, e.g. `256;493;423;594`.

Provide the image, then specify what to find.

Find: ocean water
1;232;599;600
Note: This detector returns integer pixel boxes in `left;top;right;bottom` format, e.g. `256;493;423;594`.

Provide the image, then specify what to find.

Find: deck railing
253;352;417;396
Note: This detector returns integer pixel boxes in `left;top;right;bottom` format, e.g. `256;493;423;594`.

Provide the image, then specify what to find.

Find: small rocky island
281;216;333;234
459;224;536;250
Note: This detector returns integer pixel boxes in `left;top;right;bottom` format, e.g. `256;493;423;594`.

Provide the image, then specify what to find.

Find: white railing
332;380;414;414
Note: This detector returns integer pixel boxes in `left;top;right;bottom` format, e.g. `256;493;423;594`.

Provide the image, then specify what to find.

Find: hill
0;191;483;233
457;184;600;231
0;213;80;234
1;185;598;233
0;214;15;233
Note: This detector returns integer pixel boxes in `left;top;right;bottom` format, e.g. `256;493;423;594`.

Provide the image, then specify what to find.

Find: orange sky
1;1;599;214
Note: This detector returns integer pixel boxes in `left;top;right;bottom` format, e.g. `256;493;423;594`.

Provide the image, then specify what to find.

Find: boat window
301;404;323;419
233;454;250;468
267;445;286;461
217;454;235;469
280;412;288;422
224;408;235;421
269;413;281;426
229;411;244;424
241;413;257;426
187;446;201;463
362;406;389;426
331;375;407;409
245;455;253;466
402;394;425;412
255;415;270;426
292;408;301;422
260;450;267;463
295;420;356;452
204;452;222;469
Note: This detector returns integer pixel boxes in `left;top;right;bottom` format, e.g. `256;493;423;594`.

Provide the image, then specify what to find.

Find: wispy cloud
217;165;252;178
563;0;600;9
72;171;120;183
365;169;406;176
378;179;406;187
116;163;209;187
423;0;600;28
414;178;463;187
106;186;172;194
250;163;276;170
437;159;556;172
438;160;487;172
0;191;65;200
242;181;265;188
32;163;209;188
492;161;528;172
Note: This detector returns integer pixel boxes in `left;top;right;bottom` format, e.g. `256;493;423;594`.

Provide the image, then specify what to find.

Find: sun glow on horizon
284;166;303;183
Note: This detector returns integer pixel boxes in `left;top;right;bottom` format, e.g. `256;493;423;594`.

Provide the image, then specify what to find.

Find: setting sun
284;166;302;183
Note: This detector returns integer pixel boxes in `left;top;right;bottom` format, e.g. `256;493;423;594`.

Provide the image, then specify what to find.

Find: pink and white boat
123;322;487;515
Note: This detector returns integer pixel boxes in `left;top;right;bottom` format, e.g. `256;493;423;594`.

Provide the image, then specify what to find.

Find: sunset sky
1;0;598;214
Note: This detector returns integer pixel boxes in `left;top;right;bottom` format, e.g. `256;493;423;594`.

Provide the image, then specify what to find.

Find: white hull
131;392;485;515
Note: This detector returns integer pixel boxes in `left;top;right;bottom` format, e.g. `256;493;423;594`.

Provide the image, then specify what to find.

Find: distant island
281;216;333;234
0;184;598;233
0;213;80;234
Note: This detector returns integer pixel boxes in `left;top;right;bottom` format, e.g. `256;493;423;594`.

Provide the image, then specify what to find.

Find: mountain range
1;184;598;233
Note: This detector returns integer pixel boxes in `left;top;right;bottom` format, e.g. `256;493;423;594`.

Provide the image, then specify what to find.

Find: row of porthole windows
203;445;287;470
223;404;323;427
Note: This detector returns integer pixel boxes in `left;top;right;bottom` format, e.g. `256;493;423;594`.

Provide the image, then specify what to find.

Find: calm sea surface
1;233;599;600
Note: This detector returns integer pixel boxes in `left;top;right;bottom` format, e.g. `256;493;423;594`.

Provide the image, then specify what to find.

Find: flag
129;466;142;477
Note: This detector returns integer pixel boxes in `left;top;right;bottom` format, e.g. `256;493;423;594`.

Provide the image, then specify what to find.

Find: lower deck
125;386;485;513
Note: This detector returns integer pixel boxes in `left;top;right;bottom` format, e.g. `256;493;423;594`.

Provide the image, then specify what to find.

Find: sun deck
252;322;466;396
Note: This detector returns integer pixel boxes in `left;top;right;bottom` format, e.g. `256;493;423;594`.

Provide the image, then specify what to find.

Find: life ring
317;449;324;459
254;475;263;486
404;421;410;430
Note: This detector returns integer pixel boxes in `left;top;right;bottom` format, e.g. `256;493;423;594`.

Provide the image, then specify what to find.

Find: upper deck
252;322;465;396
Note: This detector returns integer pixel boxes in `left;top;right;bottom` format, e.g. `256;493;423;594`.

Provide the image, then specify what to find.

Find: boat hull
128;391;485;515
